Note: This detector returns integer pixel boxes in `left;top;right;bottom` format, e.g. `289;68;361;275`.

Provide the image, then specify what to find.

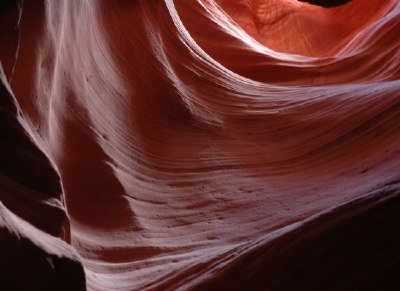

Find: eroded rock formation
0;0;399;290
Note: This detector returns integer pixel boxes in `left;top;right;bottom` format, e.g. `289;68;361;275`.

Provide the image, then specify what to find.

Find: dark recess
299;0;352;7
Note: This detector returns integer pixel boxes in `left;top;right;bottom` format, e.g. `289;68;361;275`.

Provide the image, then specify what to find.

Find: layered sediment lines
0;0;399;290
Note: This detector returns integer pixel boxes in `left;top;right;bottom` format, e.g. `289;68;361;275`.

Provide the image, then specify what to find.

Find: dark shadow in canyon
299;0;352;8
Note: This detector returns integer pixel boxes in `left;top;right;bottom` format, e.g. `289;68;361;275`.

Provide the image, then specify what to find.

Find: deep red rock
0;0;399;290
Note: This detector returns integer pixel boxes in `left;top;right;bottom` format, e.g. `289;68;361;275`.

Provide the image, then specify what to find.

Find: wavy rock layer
1;0;399;290
0;63;85;290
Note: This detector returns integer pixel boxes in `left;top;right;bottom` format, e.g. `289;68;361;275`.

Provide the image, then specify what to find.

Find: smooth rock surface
0;0;399;290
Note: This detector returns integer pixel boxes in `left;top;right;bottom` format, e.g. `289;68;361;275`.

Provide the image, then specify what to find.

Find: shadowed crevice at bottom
196;184;400;291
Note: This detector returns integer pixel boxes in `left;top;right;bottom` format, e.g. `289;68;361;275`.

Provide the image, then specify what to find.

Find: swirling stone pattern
0;0;399;290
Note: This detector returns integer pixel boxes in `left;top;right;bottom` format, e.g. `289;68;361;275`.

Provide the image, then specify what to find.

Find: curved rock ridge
0;63;85;289
0;0;399;290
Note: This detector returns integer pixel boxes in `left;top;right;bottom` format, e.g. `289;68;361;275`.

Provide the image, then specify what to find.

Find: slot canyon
0;0;399;290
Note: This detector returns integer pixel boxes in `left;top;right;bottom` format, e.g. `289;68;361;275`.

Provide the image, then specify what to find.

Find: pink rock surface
0;0;399;290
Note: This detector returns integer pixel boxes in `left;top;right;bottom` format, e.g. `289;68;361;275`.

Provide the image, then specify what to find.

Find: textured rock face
0;0;399;290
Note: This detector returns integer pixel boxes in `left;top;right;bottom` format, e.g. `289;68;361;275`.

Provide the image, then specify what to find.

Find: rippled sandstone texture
0;0;399;290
